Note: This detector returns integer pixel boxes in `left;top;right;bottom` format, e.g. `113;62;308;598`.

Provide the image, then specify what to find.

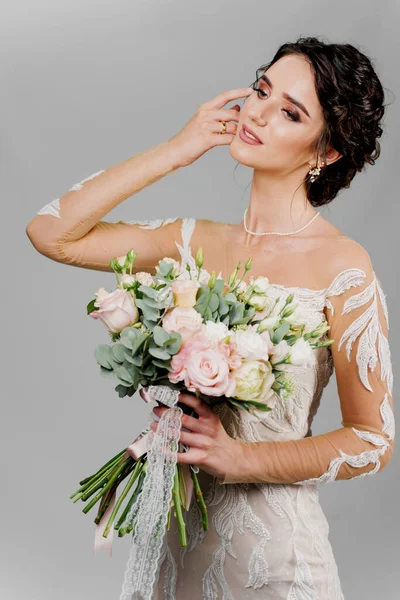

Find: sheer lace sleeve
25;142;187;272
220;243;395;485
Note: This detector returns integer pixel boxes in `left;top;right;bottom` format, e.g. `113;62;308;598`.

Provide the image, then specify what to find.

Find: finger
149;420;209;449
181;413;204;433
212;122;237;136
176;447;205;464
203;87;253;111
178;392;211;418
213;108;241;122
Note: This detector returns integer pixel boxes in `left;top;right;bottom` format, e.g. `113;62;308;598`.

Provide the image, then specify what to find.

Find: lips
242;124;263;144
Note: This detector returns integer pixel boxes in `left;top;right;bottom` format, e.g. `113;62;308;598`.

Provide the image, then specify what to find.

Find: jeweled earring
308;162;325;183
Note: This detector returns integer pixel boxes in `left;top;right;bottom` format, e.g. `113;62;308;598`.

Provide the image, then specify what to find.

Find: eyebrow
259;74;311;119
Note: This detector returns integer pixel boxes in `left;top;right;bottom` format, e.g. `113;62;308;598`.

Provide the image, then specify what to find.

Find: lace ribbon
119;385;182;600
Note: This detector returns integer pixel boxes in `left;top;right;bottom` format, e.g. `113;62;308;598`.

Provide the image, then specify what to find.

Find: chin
228;136;264;168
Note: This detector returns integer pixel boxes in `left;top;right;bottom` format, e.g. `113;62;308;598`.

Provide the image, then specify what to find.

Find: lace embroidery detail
36;169;105;218
328;272;392;394
381;393;395;440
202;480;270;599
294;393;393;485
162;543;178;600
289;546;318;599
118;217;180;229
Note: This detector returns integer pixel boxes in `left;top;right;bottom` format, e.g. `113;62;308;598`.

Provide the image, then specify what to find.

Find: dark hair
248;36;389;207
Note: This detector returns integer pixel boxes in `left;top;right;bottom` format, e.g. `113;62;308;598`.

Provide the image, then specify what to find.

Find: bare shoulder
315;234;374;289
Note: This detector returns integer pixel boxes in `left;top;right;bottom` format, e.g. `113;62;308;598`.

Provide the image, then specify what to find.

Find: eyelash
253;87;301;123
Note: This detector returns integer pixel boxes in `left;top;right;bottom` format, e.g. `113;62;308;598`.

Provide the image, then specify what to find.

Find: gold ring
220;120;227;134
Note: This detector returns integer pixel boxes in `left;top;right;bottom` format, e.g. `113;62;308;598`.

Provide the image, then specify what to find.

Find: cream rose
170;279;201;308
230;359;276;404
91;288;139;332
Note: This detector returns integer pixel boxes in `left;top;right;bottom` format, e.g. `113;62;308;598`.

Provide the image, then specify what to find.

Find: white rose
248;294;269;310
135;272;154;286
269;339;292;365
200;320;230;345
288;337;315;367
234;329;270;361
283;303;310;327
230;359;276;403
119;274;136;288
250;276;270;294
257;314;281;332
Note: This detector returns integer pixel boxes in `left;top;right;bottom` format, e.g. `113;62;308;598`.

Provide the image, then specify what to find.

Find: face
230;54;334;175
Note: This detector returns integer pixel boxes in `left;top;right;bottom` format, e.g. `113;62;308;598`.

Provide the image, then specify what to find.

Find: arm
25;140;186;271
220;244;395;485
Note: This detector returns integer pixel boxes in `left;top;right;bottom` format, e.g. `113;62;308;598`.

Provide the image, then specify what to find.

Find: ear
324;146;343;167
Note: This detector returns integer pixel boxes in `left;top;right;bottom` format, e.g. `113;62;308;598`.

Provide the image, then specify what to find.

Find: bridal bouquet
69;245;333;597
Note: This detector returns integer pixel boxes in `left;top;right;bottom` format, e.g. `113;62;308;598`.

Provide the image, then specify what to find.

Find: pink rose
90;288;139;333
171;279;201;308
162;306;203;343
183;345;236;397
168;336;209;384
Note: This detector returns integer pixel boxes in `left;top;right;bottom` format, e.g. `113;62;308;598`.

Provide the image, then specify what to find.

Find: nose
247;107;267;127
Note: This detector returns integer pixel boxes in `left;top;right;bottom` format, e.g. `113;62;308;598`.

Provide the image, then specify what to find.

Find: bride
26;36;394;599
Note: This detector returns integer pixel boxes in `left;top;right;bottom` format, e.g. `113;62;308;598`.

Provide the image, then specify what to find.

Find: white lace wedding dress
30;171;395;600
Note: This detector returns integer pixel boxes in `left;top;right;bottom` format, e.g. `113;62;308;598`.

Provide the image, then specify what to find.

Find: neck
242;170;316;234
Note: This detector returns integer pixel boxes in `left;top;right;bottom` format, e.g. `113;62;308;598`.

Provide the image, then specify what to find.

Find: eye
253;87;301;123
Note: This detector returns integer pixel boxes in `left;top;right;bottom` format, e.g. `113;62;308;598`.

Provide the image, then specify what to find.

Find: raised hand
167;87;254;168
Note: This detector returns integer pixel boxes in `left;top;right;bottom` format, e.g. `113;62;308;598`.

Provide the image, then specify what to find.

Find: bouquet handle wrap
93;385;196;558
119;385;182;600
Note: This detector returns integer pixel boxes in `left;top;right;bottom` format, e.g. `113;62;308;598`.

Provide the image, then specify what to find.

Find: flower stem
172;464;187;547
82;456;132;517
93;459;134;524
102;459;143;538
191;469;208;531
70;450;127;499
118;466;147;536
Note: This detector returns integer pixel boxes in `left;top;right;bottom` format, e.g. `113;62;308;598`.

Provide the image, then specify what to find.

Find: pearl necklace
243;207;320;236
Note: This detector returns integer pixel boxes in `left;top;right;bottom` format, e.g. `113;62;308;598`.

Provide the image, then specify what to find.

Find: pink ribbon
93;391;194;555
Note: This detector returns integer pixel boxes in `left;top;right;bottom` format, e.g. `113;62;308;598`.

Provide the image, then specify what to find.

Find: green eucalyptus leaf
149;347;171;360
139;285;160;300
209;293;220;312
94;344;114;369
116;365;134;385
100;366;116;378
151;358;174;371
111;343;126;363
119;328;140;350
130;331;149;356
245;399;273;412
272;321;290;344
158;260;174;277
153;325;171;346
163;334;182;354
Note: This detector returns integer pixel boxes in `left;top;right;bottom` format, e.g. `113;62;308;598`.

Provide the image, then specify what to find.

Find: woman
26;36;394;599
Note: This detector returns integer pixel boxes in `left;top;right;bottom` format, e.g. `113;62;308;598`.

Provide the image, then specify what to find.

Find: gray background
2;0;399;598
